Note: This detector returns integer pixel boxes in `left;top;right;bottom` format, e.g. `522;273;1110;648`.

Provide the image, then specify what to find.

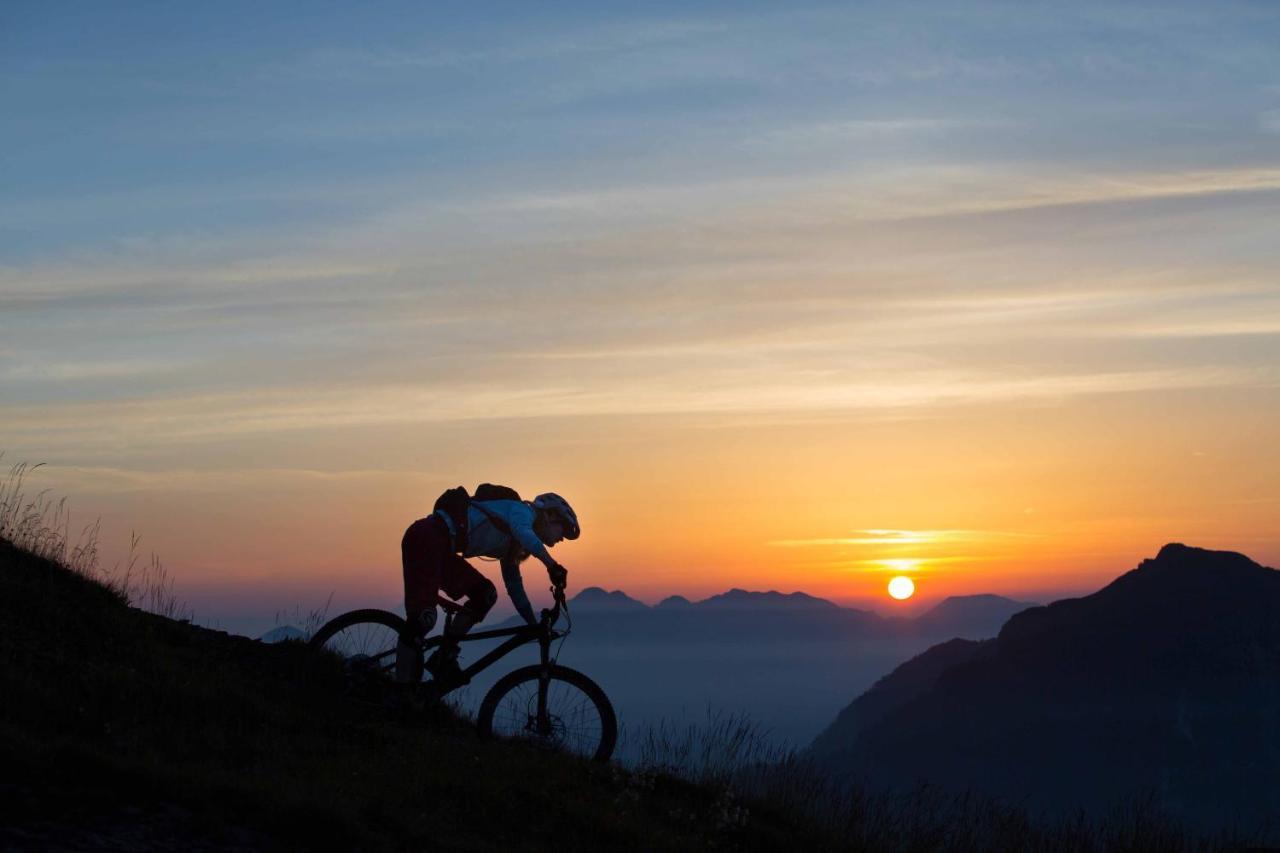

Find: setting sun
888;576;916;600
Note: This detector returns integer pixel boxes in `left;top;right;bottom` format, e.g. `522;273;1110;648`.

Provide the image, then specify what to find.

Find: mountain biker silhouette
397;488;579;685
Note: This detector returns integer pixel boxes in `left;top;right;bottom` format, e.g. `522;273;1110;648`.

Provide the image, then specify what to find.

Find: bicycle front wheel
477;665;616;762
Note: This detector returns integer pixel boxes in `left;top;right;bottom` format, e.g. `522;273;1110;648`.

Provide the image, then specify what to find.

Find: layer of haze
3;2;1279;634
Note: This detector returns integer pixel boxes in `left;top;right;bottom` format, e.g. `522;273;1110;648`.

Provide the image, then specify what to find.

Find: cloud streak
769;529;1042;547
4;364;1271;455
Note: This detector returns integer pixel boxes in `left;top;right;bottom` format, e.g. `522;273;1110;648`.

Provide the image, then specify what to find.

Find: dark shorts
402;514;495;629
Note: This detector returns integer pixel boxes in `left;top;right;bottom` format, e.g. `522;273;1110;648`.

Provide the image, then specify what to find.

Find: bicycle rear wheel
309;609;408;689
477;665;616;762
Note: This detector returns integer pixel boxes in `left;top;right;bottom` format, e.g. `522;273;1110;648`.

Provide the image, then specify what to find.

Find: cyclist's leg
429;559;497;679
441;557;498;637
398;516;449;682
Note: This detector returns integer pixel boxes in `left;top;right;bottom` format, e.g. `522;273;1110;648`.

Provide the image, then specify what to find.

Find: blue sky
6;1;1277;260
5;1;1278;418
3;2;1280;632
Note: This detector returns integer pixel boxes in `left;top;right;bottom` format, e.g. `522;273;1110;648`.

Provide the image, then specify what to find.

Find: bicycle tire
477;665;617;762
309;609;408;684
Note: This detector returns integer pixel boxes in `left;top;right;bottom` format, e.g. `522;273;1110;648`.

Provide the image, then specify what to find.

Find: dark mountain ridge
559;585;1032;643
569;586;648;610
697;588;841;611
809;543;1280;834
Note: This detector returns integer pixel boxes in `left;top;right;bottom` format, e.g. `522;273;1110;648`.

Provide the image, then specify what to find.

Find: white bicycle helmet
532;493;580;540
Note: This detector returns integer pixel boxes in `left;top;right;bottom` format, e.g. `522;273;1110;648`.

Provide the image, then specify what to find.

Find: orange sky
16;381;1278;633
4;5;1280;635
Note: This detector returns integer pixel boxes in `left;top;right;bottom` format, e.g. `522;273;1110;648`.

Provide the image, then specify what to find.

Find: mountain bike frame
422;586;569;692
312;585;613;759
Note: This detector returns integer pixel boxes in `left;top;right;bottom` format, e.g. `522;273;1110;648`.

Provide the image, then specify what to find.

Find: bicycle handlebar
539;584;569;629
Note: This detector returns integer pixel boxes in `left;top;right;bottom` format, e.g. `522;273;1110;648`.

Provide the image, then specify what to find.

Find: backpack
432;484;523;553
472;483;521;503
432;486;472;550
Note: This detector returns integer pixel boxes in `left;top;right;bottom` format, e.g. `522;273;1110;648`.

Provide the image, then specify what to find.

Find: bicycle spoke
317;620;402;681
310;610;421;699
487;674;607;759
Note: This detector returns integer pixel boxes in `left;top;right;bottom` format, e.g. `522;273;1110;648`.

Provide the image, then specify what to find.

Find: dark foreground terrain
0;534;1255;852
0;536;822;852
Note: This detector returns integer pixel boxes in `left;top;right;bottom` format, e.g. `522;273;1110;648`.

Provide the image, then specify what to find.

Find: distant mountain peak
1155;541;1194;560
1147;542;1262;574
935;593;1025;605
258;625;307;644
569;587;648;610
910;593;1037;640
1102;542;1271;602
656;595;692;609
998;543;1277;647
917;593;1036;619
697;589;839;610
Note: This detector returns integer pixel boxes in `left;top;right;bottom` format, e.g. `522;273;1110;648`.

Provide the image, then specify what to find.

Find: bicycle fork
534;632;553;736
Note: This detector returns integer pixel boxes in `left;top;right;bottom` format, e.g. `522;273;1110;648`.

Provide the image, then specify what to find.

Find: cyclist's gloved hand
548;563;568;589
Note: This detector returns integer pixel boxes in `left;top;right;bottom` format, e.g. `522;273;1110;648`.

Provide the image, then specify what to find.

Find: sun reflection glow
876;558;922;573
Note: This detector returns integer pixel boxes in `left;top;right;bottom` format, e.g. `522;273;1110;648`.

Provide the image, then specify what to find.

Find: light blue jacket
438;499;554;624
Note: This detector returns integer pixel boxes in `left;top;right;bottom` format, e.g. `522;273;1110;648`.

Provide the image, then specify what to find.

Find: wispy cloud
275;18;732;80
323;166;1280;247
742;117;993;151
5;159;1278;431
4;364;1270;453
0;260;394;306
770;529;1043;547
33;465;424;495
1114;319;1280;339
2;358;181;382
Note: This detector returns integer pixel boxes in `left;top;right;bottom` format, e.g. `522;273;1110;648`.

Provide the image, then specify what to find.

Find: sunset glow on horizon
3;3;1279;634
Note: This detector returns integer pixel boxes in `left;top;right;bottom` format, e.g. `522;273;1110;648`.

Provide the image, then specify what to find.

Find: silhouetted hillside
0;536;828;852
808;637;992;755
809;544;1280;836
0;529;1244;851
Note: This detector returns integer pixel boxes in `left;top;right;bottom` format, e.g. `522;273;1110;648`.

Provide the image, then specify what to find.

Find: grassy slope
0;537;825;852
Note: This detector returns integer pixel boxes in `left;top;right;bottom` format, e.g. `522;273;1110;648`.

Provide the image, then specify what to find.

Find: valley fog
440;588;1032;759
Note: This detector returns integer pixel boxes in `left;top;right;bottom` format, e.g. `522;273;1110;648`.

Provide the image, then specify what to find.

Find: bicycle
309;585;617;762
